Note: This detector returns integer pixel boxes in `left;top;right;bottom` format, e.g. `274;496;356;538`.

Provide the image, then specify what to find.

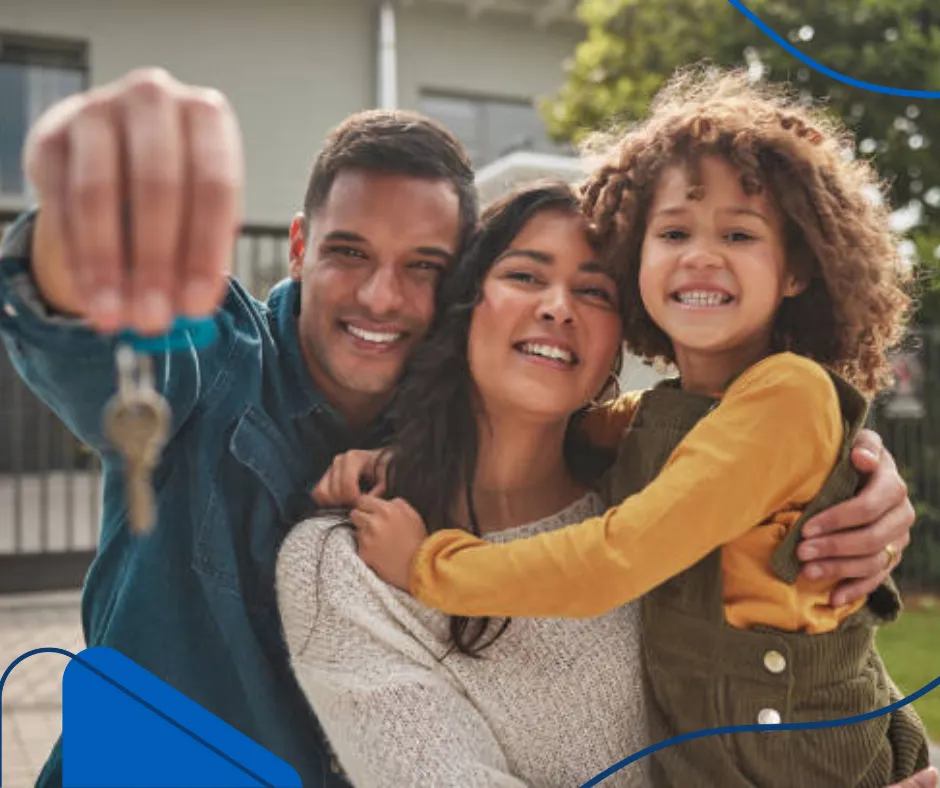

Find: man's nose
356;264;405;316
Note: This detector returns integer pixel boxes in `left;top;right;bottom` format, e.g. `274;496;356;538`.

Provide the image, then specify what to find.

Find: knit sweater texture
276;491;650;788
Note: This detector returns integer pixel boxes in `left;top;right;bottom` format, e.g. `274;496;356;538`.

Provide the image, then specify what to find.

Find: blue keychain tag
117;316;218;353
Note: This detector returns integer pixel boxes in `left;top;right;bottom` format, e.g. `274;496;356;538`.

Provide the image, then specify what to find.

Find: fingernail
805;565;823;580
800;544;818;560
803;523;820;538
182;279;216;315
137;291;172;330
859;448;878;462
90;289;122;321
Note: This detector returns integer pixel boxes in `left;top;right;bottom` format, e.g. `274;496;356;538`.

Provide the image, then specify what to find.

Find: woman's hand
312;449;390;507
798;429;915;606
888;767;939;788
351;494;427;591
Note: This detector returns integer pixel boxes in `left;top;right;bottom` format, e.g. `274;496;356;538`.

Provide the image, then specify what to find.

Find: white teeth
346;324;403;344
676;290;729;306
519;342;575;365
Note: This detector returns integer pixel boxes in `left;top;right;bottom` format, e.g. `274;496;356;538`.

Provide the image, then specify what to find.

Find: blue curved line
581;672;940;787
727;0;940;98
1;647;276;788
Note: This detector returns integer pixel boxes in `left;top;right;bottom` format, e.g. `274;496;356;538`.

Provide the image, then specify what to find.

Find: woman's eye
505;271;539;284
579;287;615;303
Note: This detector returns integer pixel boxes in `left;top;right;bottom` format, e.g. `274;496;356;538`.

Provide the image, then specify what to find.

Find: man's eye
328;246;367;259
409;261;446;274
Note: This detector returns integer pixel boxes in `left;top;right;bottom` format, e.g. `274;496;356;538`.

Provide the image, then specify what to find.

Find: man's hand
24;67;243;335
797;429;915;606
888;767;939;788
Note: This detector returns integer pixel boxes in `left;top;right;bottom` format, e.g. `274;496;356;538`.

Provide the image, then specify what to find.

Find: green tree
544;0;940;320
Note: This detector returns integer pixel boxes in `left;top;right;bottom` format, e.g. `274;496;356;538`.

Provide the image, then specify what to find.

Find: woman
277;182;649;787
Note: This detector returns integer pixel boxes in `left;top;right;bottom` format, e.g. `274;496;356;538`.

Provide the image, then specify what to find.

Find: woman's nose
539;287;574;324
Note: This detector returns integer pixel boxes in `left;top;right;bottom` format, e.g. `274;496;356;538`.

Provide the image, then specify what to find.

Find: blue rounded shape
728;0;940;98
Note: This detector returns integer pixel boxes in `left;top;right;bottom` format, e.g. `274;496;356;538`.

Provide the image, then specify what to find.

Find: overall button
758;708;782;725
3;302;16;317
763;649;787;674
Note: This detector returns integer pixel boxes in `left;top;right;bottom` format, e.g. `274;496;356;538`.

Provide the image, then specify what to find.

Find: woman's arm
276;519;528;788
408;354;844;618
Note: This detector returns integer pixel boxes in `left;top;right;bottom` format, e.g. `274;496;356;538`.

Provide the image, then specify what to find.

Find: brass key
103;344;171;534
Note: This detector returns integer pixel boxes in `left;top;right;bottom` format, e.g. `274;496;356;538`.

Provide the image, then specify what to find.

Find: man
0;69;921;787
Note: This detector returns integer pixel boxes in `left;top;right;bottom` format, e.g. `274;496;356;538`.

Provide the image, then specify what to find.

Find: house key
103;344;171;534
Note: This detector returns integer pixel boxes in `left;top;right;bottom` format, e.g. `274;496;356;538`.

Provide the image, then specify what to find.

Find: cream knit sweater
276;492;650;788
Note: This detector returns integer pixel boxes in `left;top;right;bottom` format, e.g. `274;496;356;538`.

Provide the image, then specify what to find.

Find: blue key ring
117;315;218;353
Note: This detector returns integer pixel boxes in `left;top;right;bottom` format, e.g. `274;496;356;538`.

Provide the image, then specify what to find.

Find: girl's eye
659;229;688;241
727;231;757;243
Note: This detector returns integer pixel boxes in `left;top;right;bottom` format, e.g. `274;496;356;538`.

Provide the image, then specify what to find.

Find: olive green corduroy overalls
604;371;929;787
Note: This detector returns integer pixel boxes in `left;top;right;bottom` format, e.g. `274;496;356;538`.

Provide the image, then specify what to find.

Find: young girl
327;69;930;786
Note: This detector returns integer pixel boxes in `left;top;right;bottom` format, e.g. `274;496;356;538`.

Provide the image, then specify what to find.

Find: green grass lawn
877;601;940;741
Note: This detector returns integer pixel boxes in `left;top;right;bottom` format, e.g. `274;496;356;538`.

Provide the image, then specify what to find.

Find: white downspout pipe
377;0;398;109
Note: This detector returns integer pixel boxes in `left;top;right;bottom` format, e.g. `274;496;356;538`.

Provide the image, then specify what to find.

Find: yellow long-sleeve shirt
409;353;865;632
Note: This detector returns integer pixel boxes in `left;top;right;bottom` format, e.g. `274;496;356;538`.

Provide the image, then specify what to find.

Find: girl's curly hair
581;65;911;394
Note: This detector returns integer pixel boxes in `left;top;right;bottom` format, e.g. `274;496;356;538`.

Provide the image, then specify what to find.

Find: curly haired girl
329;67;931;786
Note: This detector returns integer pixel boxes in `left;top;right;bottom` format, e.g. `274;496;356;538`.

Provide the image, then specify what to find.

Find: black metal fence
871;326;940;594
0;209;289;592
1;208;938;594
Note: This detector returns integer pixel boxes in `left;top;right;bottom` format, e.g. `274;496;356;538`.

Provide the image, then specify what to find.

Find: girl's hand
313;449;390;507
351;494;427;591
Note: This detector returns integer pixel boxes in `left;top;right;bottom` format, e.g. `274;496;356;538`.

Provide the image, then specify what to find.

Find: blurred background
1;1;938;784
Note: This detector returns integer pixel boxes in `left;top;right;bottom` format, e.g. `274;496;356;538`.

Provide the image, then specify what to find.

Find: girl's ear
783;271;809;298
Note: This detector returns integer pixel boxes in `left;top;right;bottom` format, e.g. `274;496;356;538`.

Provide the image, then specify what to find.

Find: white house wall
3;0;580;224
396;3;580;109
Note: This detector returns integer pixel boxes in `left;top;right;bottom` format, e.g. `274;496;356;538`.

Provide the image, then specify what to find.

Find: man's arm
0;67;244;451
580;387;916;609
0;214;240;453
799;429;916;606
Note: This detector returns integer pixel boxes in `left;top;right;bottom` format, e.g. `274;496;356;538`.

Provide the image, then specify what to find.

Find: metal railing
871;326;940;593
0;209;289;592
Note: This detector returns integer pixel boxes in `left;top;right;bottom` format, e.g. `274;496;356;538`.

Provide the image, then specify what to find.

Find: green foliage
545;0;940;322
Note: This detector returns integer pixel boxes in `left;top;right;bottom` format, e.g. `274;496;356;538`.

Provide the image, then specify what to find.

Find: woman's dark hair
385;180;618;657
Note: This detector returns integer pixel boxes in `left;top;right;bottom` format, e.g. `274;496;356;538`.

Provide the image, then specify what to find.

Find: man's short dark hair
304;109;478;253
